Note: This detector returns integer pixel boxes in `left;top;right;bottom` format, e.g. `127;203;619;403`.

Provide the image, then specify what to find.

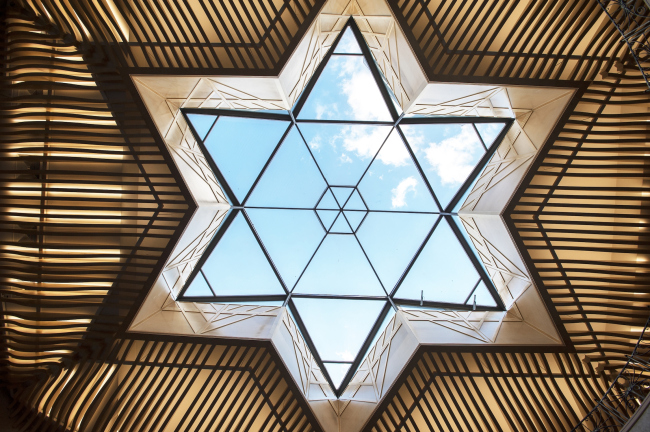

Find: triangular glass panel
330;212;353;234
184;272;214;297
331;186;354;207
357;212;438;292
246;209;324;290
201;211;285;296
187;113;216;141
292;297;386;363
324;363;352;389
203;116;289;203
358;130;438;212
395;218;479;304
399;123;486;210
297;123;391;185
343;190;366;210
468;281;497;307
317;188;339;210
475;122;506;148
333;27;363;54
343;210;366;232
247;127;327;208
316;209;339;231
296;54;392;121
293;235;385;296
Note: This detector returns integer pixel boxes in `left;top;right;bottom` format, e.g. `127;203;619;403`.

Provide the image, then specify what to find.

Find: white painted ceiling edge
127;0;576;430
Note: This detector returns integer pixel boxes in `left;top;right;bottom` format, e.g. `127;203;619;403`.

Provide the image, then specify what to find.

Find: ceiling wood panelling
2;0;649;431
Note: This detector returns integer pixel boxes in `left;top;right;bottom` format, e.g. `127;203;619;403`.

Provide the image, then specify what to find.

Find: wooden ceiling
1;0;649;431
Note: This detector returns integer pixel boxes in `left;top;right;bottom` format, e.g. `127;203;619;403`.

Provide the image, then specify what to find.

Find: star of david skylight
178;21;510;394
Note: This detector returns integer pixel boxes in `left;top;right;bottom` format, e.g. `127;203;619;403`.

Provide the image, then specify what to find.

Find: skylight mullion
284;231;328;297
291;294;387;301
241;209;290;294
292;119;335;187
445;214;506;310
350;229;391;298
295;119;394;126
181;295;287;303
241;122;294;205
394;125;444;210
392;298;502;312
473;123;489;151
388;215;443;297
183;107;292;122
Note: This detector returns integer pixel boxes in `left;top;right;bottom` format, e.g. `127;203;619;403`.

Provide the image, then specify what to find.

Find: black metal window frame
177;18;513;395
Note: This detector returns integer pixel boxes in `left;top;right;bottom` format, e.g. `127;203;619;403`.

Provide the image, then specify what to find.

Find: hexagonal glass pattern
179;20;510;393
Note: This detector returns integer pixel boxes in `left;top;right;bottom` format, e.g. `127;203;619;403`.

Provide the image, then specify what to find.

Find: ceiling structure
1;1;649;432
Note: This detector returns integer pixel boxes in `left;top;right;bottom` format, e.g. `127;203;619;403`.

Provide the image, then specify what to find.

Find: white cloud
308;134;322;150
316;103;338;120
335;127;410;167
339;153;352;163
336;350;355;361
422;125;482;185
337;57;390;121
391;176;418;208
403;124;483;185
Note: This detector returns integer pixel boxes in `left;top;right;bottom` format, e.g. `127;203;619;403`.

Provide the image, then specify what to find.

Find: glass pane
297;55;392;121
467;281;497;307
292;297;386;362
358;130;438;212
247;127;327;208
202;211;285;296
316;209;339;231
246;209;325;290
343;210;366;232
204;116;289;202
331;186;354;207
317;188;339;210
330;212;353;234
298;123;391;185
293;235;385;296
324;363;352;389
184;272;213;297
475;122;506;148
187;113;216;141
344;190;366;210
396;218;479;304
333;27;363;54
400;123;486;210
357;212;438;291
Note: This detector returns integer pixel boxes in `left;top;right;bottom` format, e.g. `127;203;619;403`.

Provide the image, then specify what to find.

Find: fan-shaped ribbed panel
20;0;324;71
8;338;319;432
389;0;627;82
364;26;650;432
0;4;192;384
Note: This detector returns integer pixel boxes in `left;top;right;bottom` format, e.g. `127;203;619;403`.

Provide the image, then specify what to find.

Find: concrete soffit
127;1;576;431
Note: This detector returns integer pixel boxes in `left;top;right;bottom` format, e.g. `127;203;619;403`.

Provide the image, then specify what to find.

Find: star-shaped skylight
179;21;509;394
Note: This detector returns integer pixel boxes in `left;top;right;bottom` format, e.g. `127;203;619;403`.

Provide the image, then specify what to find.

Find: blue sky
183;27;506;391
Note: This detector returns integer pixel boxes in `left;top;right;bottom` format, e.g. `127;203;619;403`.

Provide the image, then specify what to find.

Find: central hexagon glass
180;21;509;393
